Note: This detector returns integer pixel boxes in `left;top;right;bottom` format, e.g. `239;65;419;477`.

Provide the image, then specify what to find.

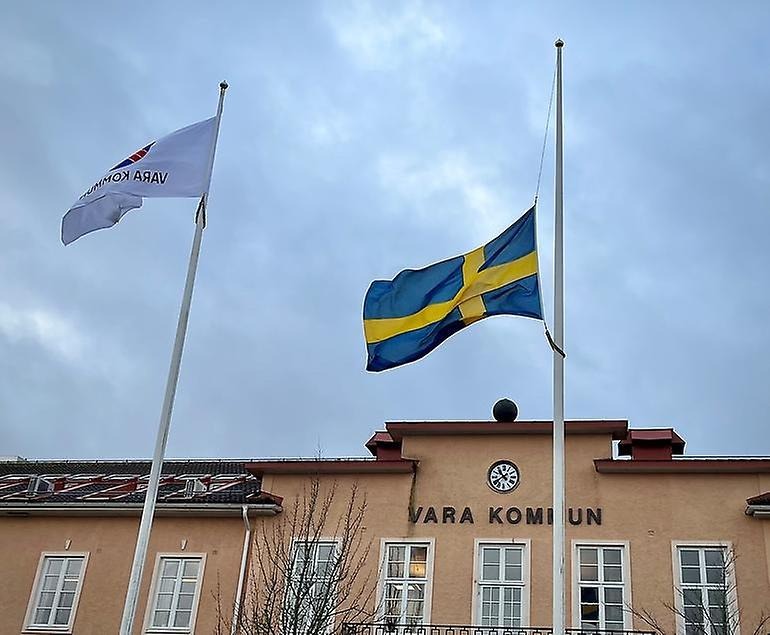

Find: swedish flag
363;206;543;371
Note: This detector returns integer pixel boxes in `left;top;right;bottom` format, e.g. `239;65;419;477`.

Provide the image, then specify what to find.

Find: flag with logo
61;117;217;245
363;206;543;371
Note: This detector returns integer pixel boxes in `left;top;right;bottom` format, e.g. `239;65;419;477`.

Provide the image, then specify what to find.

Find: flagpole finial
555;39;564;48
219;80;229;91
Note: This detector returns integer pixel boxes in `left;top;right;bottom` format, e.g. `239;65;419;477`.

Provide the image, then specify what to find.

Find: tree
219;478;377;635
627;546;769;635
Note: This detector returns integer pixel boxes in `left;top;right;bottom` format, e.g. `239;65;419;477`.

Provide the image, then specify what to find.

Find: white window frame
671;541;740;635
376;538;435;626
287;537;342;635
571;540;633;631
23;552;89;634
142;552;206;635
472;538;531;628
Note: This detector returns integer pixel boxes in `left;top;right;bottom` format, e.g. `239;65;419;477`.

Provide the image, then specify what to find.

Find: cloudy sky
1;2;768;461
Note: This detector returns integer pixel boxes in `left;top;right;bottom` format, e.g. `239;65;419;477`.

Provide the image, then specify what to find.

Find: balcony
342;624;654;635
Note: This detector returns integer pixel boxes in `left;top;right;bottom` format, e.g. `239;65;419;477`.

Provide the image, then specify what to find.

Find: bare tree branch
218;477;376;635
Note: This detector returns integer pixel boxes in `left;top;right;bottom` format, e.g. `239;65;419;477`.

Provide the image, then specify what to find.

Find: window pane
59;592;75;608
505;548;522;565
603;549;621;565
580;564;599;581
182;559;199;578
605;588;623;604
706;567;725;584
504;563;522;582
42;576;58;591
680;550;700;567
581;587;599;604
705;550;724;567
606;621;624;631
46;559;63;575
159;578;175;593
683;589;703;607
410;546;427;564
178;593;194;610
682;567;701;583
708;589;727;608
388;545;405;564
65;559;82;576
156;594;172;610
174;609;192;627
34;608;51;624
606;606;623;622
162;559;179;577
62;579;77;592
153;610;170;627
581;603;600;621
604;565;623;582
38;592;55;608
318;544;334;561
685;607;704;625
180;580;196;594
54;608;70;625
580;548;598;565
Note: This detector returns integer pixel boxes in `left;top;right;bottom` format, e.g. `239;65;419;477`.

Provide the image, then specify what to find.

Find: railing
342;623;654;635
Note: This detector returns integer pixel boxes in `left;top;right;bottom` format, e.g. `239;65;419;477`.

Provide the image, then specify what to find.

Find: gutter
231;505;252;634
0;503;282;517
746;504;770;518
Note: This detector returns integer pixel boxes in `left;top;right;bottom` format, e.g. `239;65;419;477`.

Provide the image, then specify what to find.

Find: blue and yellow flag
363;206;543;371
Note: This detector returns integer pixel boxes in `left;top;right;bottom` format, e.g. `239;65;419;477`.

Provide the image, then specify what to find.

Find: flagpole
552;39;566;635
119;80;228;635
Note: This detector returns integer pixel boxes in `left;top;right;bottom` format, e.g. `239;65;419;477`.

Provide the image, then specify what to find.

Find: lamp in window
409;561;425;577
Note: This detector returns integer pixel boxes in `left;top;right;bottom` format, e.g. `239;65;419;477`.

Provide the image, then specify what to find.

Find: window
475;543;527;627
676;546;735;635
288;541;339;633
146;555;205;633
575;544;628;631
25;553;88;632
381;542;432;626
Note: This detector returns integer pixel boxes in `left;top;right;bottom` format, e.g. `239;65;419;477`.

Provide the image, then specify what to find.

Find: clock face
487;460;521;493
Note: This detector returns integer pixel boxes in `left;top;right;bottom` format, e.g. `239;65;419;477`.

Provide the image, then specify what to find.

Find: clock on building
487;460;520;493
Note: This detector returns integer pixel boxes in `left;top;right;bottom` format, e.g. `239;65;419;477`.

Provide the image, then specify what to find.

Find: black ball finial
555;39;564;48
493;399;519;422
220;80;229;90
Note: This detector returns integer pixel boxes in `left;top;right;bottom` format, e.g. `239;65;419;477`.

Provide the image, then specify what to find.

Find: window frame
571;540;633;631
376;538;435;626
287;537;342;635
23;551;90;634
471;538;531;628
142;552;206;635
671;541;740;635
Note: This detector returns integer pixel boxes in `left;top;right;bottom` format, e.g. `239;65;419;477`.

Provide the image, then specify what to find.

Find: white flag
61;117;217;245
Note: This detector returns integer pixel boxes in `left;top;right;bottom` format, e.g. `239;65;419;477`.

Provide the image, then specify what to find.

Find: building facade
2;418;770;635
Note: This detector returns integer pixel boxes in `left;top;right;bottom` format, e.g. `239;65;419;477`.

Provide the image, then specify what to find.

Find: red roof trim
246;459;416;476
746;492;770;505
595;459;770;474
386;420;628;441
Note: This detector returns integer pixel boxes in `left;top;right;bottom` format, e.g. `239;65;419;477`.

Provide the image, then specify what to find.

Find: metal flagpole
119;80;228;635
552;39;566;635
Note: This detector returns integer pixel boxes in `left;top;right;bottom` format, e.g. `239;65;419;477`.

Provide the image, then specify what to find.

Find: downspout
231;504;252;635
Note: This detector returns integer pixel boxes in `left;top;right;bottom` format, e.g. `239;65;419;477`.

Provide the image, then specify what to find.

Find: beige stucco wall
0;515;246;635
258;432;770;634
2;430;769;634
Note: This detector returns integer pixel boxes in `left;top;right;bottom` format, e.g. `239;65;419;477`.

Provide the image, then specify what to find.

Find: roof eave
0;502;282;518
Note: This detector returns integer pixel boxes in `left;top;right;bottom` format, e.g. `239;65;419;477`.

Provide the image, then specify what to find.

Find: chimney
617;429;685;461
365;432;402;461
